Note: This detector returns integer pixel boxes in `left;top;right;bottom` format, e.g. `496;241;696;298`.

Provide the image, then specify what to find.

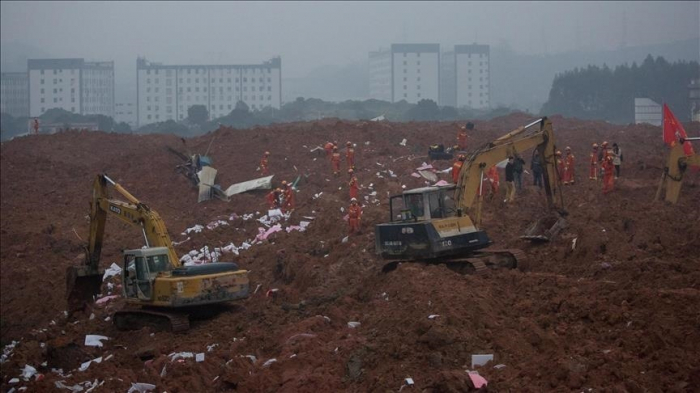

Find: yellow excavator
66;174;249;331
655;137;700;204
376;117;567;273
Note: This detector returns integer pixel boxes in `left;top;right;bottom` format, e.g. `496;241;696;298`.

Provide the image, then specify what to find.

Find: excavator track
113;308;190;333
381;248;528;275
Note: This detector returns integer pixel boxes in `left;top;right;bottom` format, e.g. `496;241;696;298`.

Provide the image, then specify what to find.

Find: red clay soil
1;114;699;392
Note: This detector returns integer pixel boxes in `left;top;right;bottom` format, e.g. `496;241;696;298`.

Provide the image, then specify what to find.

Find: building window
40;70;45;75
41;79;44;84
147;97;151;102
155;88;159;93
147;106;151;111
41;107;45;112
195;78;199;83
53;98;57;103
53;79;57;84
403;61;407;65
71;98;75;103
417;85;421;90
403;69;407;74
417;61;420;65
268;78;271;82
41;98;45;103
267;86;271;92
417;77;421;81
187;87;191;92
179;78;183;83
195;87;199;92
72;107;75;112
147;70;151;75
147;115;151;120
403;93;407;98
403;85;407;90
417;93;421;98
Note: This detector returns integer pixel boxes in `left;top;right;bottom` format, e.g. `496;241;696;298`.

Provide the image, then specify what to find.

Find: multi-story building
634;98;662;126
115;102;137;128
689;78;700;122
368;44;440;104
1;72;29;118
27;58;114;118
454;44;490;109
439;51;456;107
136;57;282;127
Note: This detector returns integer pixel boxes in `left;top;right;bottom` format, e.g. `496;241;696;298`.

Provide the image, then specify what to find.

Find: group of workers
589;141;623;194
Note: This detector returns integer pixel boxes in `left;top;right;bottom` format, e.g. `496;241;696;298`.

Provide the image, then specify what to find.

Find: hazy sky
2;1;698;101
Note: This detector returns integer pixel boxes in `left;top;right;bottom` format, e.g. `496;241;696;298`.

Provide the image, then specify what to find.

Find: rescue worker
348;198;363;235
589;143;599;180
331;146;341;176
531;150;543;188
346;141;355;169
555;150;564;181
348;168;359;199
324;141;334;157
598;141;609;178
611;143;622;179
281;180;295;212
452;154;465;183
504;157;516;203
487;165;499;200
563;146;575;185
260;151;270;176
457;122;472;151
602;155;615;194
266;188;282;209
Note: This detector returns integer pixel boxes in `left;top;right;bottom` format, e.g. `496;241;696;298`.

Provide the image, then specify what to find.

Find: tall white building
115;102;137;128
27;58;114;118
1;72;29;118
439;51;456;107
454;44;490;109
136;57;282;127
368;44;440;104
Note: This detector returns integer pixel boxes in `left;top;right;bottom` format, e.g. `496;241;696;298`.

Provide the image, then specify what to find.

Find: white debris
388;170;397;178
127;382;156;393
245;355;257;363
89;313;95;320
182;224;204;235
262;358;277;367
313;192;323;199
206;220;229;230
347;321;361;329
168;352;194;362
471;354;494;368
102;263;122;280
195;353;205;362
494;364;506;369
428;314;440;320
9;378;19;384
572;238;578;250
399;138;407;146
171;237;191;246
84;335;109;348
299;221;311;228
78;357;103;372
160;364;167;378
405;377;414;385
340;207;345;213
207;344;219;352
54;381;84;392
1;340;19;364
21;365;37;381
342;236;349;243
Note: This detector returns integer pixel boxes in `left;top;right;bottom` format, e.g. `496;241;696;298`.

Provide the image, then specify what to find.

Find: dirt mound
1;114;699;392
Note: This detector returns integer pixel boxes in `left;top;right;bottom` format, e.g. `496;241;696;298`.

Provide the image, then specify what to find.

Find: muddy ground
1;114;699;392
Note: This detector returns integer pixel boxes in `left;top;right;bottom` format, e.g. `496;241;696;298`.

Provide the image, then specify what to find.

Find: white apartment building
1;72;29;118
439;51;456;107
27;58;114;118
115;102;137;128
368;44;440;104
454;44;490;109
136;57;282;127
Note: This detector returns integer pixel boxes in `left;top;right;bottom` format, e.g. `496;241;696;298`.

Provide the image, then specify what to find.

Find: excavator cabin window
146;254;170;274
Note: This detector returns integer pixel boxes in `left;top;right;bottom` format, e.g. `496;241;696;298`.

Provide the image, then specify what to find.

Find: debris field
1;113;699;392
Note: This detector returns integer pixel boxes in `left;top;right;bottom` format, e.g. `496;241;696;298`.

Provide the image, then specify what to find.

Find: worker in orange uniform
346;141;355;169
487;166;499;200
563;146;575;185
324;141;334;157
348;169;359;199
555;150;564;181
598;141;609;178
281;180;295;212
602;155;615;194
452;154;465;183
266;188;281;209
331;146;341;176
348;198;363;235
589;143;599;180
457;123;471;151
260;151;270;176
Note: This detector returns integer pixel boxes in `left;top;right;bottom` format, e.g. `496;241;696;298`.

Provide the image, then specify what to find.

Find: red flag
663;103;694;156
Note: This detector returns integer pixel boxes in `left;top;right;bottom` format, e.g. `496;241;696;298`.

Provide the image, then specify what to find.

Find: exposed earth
1;113;699;392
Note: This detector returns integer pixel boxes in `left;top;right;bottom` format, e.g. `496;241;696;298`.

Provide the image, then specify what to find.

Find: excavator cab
123;247;171;301
389;186;458;222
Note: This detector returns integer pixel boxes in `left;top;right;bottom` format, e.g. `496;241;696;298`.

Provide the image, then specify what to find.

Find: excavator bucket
520;214;568;242
66;265;104;313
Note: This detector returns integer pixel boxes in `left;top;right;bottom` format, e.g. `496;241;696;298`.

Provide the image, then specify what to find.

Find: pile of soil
1;113;699;392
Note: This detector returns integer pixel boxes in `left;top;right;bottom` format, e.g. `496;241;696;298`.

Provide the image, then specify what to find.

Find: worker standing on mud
555;150;564;181
348;169;359;199
281;181;295;212
457;123;471;151
602;155;615;194
513;153;525;192
531;150;544;188
266;188;282;209
589;143;599;180
324;141;334;157
487;165;500;199
260;151;270;176
612;143;623;179
598;141;609;178
563;147;575;185
348;198;363;234
346;141;355;169
331;146;341;176
504;157;516;203
452;154;465;183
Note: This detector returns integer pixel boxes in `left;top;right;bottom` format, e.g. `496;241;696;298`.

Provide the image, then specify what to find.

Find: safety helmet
346;141;352;146
593;143;598;148
281;180;287;186
458;154;465;161
275;188;281;192
351;197;357;202
264;151;270;156
556;150;562;156
602;141;608;146
348;168;354;173
333;146;338;151
565;146;571;151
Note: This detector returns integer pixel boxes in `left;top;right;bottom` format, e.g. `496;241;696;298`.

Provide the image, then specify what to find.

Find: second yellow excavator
375;117;567;273
66;174;249;331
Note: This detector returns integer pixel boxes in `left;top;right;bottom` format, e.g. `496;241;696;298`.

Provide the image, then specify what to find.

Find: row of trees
541;55;699;123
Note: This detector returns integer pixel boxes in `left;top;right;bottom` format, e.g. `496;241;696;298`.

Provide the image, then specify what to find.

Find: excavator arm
454;117;565;227
656;138;700;204
68;174;180;311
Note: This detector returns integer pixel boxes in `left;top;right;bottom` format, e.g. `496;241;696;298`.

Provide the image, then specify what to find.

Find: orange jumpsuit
266;190;280;209
282;187;295;212
564;153;575;184
452;160;463;183
602;158;615;194
331;152;341;175
457;131;468;151
260;156;269;176
348;203;362;234
487;166;499;197
324;142;334;157
589;149;598;180
346;147;355;169
348;175;359;199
